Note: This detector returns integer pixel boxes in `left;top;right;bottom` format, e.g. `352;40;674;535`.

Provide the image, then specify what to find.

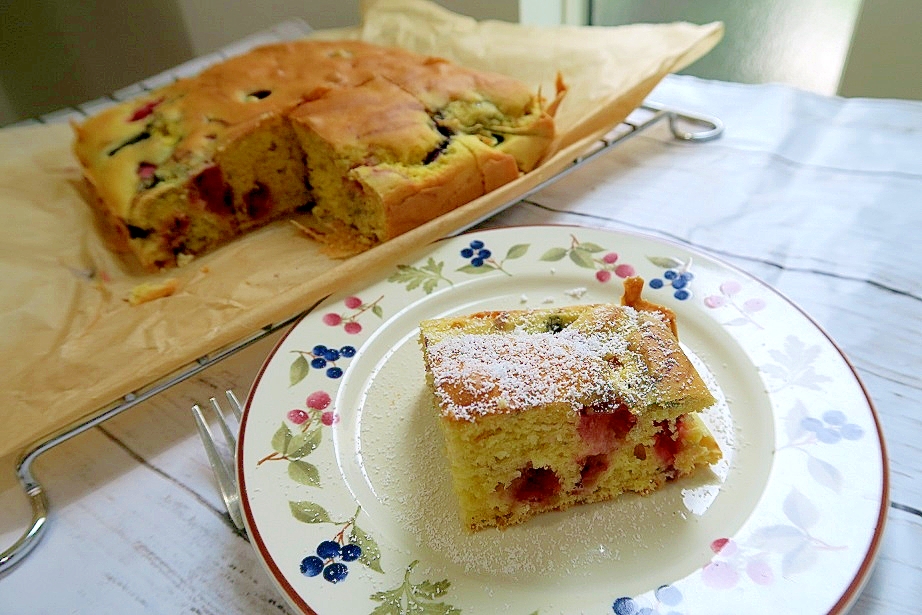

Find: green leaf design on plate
410;579;451;600
287;460;320;487
539;247;568;261
505;243;529;259
372;304;384;318
271;422;292;455
569;247;595;269
287;427;322;458
578;242;605;253
647;255;684;269
350;522;384;573
289;354;310;386
370;560;460;615
456;263;494;274
388;257;451;294
289;500;331;524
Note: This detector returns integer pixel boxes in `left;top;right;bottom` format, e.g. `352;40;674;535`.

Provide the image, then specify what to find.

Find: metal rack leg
0;455;48;575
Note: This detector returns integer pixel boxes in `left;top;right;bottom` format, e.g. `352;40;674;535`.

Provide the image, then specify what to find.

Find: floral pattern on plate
238;225;886;615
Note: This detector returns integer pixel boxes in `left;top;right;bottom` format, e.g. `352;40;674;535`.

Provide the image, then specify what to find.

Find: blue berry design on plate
646;256;694;301
288;343;358;386
300;538;364;584
290;504;384;576
457;239;529;276
460;239;490;266
800;410;864;444
781;401;865;492
613;584;684;614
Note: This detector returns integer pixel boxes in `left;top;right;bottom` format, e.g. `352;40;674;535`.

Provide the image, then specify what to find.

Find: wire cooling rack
0;20;723;575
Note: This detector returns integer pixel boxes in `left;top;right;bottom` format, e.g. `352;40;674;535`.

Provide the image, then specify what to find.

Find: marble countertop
0;74;919;613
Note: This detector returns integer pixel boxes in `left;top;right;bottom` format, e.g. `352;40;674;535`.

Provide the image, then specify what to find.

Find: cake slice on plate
419;279;721;532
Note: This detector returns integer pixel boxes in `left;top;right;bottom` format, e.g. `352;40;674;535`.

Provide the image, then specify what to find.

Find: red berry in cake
137;162;157;179
596;270;612;282
306;391;331;410
344;321;362;334
287;409;309;424
128;98;163;122
344;296;362;309
323;313;342;326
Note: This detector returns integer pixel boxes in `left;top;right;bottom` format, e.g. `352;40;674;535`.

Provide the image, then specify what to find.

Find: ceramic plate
237;225;887;615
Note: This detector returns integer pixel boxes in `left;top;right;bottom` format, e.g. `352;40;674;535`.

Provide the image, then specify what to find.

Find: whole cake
72;40;561;270
419;285;721;532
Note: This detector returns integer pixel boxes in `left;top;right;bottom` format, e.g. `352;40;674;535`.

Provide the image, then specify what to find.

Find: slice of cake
419;285;721;532
71;40;562;270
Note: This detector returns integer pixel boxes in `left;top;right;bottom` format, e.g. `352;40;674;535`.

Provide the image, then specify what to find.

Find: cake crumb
519;294;528;304
564;287;588;299
176;252;194;268
127;278;179;305
541;296;555;304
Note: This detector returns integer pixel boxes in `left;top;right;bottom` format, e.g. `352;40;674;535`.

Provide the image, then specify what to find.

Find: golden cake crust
72;40;560;270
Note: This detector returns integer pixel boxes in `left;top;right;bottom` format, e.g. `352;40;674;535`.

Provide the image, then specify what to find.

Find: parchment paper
0;0;722;461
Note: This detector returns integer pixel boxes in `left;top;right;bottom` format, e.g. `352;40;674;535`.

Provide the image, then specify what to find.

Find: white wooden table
1;74;919;614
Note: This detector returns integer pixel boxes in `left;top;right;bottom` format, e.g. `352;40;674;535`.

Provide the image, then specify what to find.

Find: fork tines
191;390;245;531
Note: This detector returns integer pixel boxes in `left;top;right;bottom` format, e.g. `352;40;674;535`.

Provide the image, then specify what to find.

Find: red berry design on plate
322;313;342;326
307;391;331;410
705;279;767;327
321;411;339;426
702;560;739;589
538;235;636;284
711;537;736;555
322;295;382;333
287;409;309;425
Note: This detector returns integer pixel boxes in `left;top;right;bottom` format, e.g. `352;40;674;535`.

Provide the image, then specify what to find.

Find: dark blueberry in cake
243;182;272;219
108;131;151;156
126;225;152;239
544;315;567;333
247;89;272;100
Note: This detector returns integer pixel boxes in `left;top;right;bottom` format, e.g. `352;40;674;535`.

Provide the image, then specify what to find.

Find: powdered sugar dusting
425;306;665;420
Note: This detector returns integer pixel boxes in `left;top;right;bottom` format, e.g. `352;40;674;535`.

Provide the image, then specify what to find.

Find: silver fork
191;390;246;532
